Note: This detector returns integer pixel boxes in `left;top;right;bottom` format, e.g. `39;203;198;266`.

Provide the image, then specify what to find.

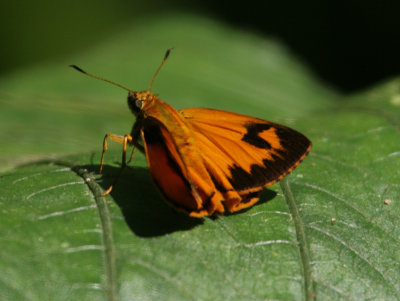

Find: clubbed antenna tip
165;48;173;59
148;48;174;91
70;65;85;73
70;64;133;92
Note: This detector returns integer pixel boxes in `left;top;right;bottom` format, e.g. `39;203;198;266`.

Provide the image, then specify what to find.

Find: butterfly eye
128;94;142;114
135;99;143;109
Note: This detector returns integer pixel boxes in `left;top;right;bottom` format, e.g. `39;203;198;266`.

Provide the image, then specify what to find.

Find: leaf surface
1;14;399;301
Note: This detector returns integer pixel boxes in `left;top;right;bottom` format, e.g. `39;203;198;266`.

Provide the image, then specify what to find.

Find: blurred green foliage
0;0;173;73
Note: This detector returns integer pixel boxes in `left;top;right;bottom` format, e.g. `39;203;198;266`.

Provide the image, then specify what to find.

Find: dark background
1;0;399;92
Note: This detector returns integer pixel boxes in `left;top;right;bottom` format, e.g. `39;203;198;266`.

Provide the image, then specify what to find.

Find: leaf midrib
72;165;118;301
280;178;314;301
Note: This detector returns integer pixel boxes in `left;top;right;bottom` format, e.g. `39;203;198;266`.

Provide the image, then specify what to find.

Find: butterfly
71;49;311;218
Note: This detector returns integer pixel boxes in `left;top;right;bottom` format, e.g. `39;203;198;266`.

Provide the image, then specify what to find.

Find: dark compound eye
127;94;142;114
135;99;143;109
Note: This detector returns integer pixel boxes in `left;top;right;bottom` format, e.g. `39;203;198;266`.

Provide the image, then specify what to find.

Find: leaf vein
132;258;197;300
26;181;85;199
37;204;97;220
308;224;400;297
280;178;314;301
71;165;119;301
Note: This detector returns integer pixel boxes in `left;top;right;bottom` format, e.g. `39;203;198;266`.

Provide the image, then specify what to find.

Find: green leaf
1;14;399;301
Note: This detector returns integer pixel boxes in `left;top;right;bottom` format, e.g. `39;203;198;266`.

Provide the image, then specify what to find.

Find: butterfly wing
179;108;312;212
140;102;311;217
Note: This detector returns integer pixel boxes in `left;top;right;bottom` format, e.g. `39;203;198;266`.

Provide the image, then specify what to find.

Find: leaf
293;83;400;300
1;13;399;301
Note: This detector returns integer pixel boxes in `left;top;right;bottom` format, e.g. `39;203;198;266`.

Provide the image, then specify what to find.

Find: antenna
70;65;133;92
148;48;173;91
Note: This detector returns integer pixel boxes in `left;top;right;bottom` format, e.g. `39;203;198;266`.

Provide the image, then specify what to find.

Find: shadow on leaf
93;164;278;234
18;159;278;237
83;164;204;237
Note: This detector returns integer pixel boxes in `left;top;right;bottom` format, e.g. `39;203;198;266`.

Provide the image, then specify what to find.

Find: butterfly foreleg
130;125;145;158
100;133;125;173
99;133;133;196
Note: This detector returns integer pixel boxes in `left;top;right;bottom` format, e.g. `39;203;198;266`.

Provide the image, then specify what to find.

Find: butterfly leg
99;133;133;196
127;147;136;163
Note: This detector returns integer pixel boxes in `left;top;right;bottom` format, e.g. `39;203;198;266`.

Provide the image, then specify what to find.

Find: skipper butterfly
71;49;311;218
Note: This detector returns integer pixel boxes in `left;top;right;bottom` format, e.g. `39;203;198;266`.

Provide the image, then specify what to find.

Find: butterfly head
127;90;156;115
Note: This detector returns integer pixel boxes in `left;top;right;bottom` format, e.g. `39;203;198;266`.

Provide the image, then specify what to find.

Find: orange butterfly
71;49;311;218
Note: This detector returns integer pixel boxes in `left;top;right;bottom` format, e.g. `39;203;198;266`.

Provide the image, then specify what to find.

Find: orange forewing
137;97;311;217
